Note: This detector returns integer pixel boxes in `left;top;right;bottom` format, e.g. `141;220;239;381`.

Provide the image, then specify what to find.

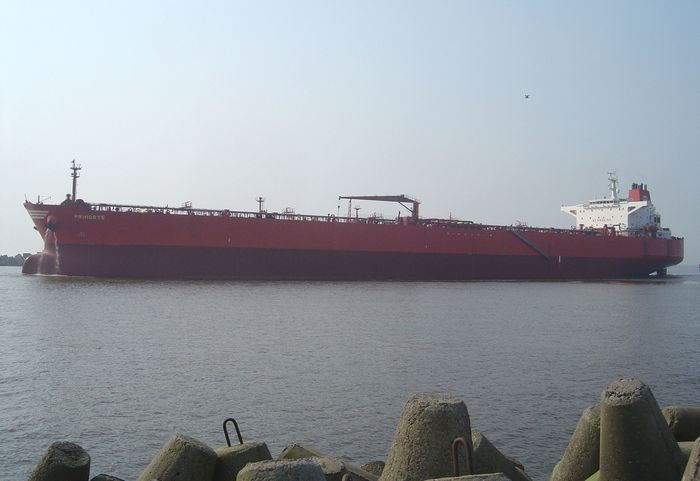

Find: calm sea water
0;266;698;481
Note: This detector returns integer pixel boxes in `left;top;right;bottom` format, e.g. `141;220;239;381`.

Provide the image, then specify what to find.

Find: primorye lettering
74;214;105;221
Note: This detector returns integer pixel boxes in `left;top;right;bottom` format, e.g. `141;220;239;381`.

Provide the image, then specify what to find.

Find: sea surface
0;266;698;481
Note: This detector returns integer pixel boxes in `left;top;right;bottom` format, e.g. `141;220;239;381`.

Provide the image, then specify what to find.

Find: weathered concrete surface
471;430;532;481
599;378;684;481
28;442;91;481
279;443;378;481
90;475;125;481
549;405;600;481
361;461;385;476
237;459;326;481
425;475;511;481
379;394;472;481
214;441;272;481
682;438;700;481
664;406;700;442
136;434;218;481
583;440;694;481
682;441;697;466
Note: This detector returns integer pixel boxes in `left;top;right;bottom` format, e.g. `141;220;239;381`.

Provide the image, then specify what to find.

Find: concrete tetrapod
576;439;698;481
470;430;532;481
279;443;378;481
681;441;698;466
90;475;125;481
378;394;472;481
236;459;326;481
361;461;385;477
549;405;600;481
28;441;91;481
425;475;511;481
664;406;700;442
682;438;700;481
136;434;218;481
214;441;272;481
599;378;685;481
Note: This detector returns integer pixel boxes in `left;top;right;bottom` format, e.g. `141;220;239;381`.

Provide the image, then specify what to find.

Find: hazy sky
1;1;698;265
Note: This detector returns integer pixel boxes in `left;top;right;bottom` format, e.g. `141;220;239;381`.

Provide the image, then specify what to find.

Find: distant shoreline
0;254;31;267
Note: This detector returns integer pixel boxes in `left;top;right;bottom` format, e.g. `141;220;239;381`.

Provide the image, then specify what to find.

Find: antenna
256;196;266;213
70;159;82;201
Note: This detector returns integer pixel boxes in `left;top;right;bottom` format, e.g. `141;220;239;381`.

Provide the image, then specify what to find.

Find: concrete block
583;440;694;481
278;443;378;481
360;461;384;476
214;441;272;481
379;394;472;481
599;378;685;481
424;475;511;481
237;459;326;481
682;437;700;481
549;405;600;481
681;441;696;466
28;442;91;481
471;430;532;481
90;476;125;481
136;434;218;481
664;406;700;442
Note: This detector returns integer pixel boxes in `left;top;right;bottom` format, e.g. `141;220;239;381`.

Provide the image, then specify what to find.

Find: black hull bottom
22;244;681;280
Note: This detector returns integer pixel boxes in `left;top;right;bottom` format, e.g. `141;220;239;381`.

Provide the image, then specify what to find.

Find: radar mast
71;160;82;201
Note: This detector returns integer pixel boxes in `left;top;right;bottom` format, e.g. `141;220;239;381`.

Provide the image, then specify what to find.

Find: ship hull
22;203;684;280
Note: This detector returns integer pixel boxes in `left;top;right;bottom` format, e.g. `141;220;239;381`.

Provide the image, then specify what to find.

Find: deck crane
338;195;420;221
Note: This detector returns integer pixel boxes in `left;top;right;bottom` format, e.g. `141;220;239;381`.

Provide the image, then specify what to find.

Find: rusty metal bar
223;417;243;447
452;436;473;476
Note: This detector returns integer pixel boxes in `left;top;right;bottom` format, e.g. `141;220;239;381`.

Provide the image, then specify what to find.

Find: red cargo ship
22;163;683;279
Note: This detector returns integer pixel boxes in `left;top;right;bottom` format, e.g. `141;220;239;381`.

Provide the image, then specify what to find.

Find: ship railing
86;202;680;238
88;202;403;225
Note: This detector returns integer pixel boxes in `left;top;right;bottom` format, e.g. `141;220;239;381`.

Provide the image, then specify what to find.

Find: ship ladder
508;230;551;261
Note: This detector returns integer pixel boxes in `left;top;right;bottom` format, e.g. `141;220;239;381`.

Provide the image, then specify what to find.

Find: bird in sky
524;94;530;99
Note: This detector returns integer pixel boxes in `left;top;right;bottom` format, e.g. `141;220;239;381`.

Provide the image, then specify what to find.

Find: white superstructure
561;174;672;239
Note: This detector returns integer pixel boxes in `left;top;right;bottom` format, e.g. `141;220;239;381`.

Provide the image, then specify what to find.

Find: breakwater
24;379;700;481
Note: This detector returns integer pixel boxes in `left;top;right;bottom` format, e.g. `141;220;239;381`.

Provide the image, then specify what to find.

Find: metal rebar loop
452;436;473;476
223;417;243;447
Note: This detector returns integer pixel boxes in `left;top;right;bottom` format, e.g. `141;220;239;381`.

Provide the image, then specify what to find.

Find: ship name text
74;214;106;221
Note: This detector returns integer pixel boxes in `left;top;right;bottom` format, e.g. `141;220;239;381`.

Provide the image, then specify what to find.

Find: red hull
22;203;684;280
